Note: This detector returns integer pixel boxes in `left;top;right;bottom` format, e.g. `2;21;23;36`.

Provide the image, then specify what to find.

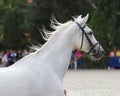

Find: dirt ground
63;70;120;96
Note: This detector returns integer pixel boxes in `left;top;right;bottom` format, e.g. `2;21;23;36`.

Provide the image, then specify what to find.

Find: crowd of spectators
0;49;83;69
69;49;83;69
1;48;120;69
109;50;120;57
0;49;34;67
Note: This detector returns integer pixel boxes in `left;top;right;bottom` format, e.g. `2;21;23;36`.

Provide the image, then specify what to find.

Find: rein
75;21;99;55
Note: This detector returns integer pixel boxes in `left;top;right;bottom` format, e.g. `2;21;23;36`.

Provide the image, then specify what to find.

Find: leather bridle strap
75;22;86;49
87;42;99;54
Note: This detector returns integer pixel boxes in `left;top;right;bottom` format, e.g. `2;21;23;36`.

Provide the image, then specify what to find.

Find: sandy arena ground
63;70;120;96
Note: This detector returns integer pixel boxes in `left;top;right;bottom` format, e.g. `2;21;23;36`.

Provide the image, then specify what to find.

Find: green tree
88;0;120;53
0;0;31;49
0;0;5;42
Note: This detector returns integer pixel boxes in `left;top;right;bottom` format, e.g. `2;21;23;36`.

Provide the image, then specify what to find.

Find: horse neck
35;25;76;79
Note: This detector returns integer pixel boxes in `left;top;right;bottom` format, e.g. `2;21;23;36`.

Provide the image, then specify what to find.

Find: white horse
0;14;104;96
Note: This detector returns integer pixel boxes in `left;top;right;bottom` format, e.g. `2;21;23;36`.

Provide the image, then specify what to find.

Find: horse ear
78;15;82;19
82;13;89;24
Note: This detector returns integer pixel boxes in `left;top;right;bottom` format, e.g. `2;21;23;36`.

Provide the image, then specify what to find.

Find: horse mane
30;14;83;53
31;15;75;51
40;15;82;41
41;15;73;41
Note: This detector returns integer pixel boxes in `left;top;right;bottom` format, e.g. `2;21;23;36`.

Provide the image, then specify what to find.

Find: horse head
73;14;105;60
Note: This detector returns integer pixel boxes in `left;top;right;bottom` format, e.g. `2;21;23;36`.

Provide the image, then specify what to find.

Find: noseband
75;22;99;55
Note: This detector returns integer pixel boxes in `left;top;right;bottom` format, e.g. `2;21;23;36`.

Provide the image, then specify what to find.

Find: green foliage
0;0;31;48
0;0;5;42
89;0;120;52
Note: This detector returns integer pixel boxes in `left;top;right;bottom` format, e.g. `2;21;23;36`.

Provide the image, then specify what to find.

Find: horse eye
88;32;93;35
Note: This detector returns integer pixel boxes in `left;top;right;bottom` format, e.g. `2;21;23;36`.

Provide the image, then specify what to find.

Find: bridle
75;21;100;55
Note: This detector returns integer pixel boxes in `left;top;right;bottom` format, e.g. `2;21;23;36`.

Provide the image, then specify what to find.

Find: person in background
109;51;115;57
0;58;2;65
22;49;29;57
75;51;82;69
6;49;16;67
0;51;3;59
69;49;77;69
16;50;22;61
2;51;8;66
116;50;120;57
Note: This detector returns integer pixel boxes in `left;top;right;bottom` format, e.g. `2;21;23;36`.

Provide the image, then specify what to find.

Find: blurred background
0;0;120;69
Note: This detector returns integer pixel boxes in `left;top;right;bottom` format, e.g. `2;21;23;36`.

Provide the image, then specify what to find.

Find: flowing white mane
32;16;73;51
41;18;72;41
39;15;82;42
30;15;84;55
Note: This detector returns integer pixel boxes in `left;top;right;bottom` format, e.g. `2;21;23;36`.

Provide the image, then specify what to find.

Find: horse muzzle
92;46;105;60
87;42;105;60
